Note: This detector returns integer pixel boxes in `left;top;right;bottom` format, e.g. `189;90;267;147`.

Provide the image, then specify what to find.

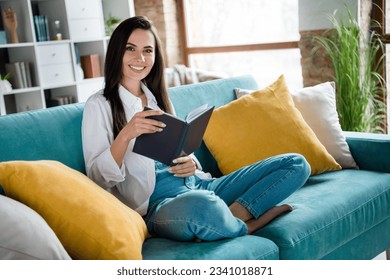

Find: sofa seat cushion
142;235;278;260
254;169;390;259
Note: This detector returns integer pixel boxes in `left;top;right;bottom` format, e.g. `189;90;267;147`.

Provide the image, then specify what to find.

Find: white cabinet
0;0;135;115
66;0;105;41
66;0;102;19
37;43;74;87
36;43;72;64
68;18;103;41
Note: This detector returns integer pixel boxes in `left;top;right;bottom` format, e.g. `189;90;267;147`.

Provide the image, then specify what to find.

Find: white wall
299;0;358;31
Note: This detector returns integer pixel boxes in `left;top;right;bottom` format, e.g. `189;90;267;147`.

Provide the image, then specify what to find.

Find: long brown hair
103;16;172;138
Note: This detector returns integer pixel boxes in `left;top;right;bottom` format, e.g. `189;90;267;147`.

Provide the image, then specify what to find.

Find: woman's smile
130;65;146;72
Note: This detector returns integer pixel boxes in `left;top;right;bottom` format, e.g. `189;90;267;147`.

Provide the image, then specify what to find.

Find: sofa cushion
203;75;341;175
290;82;357;169
254;169;390;259
235;82;358;169
346;131;390;173
142;235;278;260
0;195;71;260
0;160;148;260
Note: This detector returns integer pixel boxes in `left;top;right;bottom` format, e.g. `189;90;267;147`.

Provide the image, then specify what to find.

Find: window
180;0;302;89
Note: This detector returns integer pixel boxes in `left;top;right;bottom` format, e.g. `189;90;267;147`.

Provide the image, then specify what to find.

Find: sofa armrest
345;131;390;173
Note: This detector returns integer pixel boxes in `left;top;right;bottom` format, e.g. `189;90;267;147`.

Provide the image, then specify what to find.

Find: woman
82;16;311;241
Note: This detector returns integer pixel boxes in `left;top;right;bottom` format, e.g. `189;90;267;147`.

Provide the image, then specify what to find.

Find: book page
186;104;209;123
181;105;214;156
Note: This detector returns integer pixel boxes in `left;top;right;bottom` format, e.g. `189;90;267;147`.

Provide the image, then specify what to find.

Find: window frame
372;0;388;132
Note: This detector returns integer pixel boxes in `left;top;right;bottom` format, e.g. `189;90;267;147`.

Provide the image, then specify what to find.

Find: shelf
35;39;72;46
0;0;135;115
0;42;35;49
3;86;41;95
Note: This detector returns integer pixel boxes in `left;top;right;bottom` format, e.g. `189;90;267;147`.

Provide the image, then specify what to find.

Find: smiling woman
81;15;311;243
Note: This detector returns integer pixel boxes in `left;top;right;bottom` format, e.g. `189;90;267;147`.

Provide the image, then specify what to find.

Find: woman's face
121;28;156;84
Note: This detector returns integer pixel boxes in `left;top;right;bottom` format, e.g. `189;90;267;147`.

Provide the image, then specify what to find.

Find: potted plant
314;8;386;133
0;72;12;94
105;15;121;36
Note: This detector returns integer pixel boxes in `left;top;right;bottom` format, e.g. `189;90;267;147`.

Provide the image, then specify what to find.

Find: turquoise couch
1;75;389;260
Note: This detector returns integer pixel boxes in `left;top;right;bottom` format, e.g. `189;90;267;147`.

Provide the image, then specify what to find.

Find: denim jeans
144;153;311;241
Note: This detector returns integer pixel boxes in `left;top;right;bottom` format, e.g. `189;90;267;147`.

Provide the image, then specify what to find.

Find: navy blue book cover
133;105;214;165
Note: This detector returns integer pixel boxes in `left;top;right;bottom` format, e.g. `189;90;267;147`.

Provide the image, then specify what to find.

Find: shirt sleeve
81;95;126;189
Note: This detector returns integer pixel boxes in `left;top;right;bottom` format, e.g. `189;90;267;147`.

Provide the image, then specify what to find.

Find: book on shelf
81;54;102;78
33;15;50;42
5;62;32;89
5;63;22;89
133;104;214;166
19;62;28;88
46;95;74;107
25;62;32;87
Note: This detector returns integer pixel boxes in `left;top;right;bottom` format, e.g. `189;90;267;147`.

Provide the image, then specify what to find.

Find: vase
76;64;84;81
0;80;12;94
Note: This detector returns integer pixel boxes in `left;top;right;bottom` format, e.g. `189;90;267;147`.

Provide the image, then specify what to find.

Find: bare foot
246;204;293;234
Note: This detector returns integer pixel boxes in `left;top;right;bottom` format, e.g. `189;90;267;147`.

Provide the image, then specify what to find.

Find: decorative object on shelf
0;30;6;44
2;7;19;43
76;64;84;81
105;14;121;36
0;73;12;95
51;20;62;40
74;45;84;81
81;54;101;78
314;7;386;133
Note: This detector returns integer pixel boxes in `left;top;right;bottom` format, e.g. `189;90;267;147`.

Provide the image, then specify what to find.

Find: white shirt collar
118;82;158;108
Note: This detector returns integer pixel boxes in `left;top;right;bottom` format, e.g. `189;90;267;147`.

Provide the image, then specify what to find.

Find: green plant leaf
314;4;386;133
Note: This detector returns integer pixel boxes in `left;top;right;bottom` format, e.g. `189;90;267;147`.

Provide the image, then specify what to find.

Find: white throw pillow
0;195;71;260
235;82;358;169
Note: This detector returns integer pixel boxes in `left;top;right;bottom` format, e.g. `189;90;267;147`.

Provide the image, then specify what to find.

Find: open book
133;104;214;165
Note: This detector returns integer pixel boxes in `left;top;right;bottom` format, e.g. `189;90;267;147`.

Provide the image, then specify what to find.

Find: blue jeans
144;153;310;241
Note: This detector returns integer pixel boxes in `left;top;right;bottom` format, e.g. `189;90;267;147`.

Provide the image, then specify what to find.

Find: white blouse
82;83;160;216
82;83;209;216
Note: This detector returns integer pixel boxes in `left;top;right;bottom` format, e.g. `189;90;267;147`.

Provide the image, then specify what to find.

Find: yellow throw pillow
0;160;148;260
203;75;341;175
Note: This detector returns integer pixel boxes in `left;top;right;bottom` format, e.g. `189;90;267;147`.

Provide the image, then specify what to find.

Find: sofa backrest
0;75;258;177
0;103;86;173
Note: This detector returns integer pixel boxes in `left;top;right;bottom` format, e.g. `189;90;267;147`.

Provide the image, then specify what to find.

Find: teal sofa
1;75;390;260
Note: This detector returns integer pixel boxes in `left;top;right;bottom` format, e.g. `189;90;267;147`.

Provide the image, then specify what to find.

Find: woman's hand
111;109;165;167
168;156;197;177
120;109;165;142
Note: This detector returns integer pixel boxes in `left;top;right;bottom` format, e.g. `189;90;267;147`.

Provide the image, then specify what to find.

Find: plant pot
0;80;12;94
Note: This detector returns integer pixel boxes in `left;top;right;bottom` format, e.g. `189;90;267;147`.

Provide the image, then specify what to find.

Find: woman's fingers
131;110;166;134
168;156;196;177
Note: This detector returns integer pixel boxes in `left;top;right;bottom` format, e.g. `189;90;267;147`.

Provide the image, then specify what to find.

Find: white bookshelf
0;0;135;115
